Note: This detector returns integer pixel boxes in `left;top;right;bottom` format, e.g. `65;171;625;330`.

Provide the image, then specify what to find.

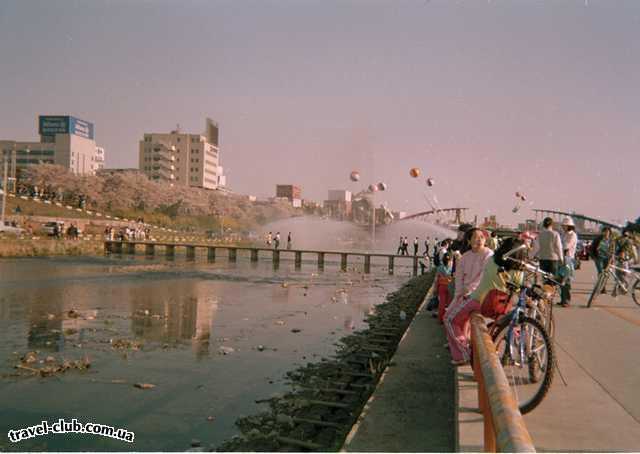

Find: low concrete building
1;115;105;180
276;185;302;201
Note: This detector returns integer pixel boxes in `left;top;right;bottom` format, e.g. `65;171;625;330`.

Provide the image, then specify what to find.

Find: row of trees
22;165;296;232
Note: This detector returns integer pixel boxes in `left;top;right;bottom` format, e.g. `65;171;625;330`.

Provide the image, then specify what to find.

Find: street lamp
1;157;6;226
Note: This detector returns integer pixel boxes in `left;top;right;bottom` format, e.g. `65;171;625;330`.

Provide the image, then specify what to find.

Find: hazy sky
1;0;638;225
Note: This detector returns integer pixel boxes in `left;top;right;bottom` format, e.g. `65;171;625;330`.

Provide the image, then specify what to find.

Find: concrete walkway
458;261;640;452
342;296;457;452
343;261;640;452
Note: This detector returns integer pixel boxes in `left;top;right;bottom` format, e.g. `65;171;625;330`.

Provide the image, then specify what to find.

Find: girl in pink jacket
444;228;493;365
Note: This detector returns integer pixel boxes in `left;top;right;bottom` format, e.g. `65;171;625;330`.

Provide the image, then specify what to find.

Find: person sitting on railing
471;238;526;315
444;228;493;366
446;237;527;366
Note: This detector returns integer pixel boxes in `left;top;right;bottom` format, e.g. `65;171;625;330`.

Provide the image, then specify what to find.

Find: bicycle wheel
492;317;554;414
587;272;607;308
632;279;640;307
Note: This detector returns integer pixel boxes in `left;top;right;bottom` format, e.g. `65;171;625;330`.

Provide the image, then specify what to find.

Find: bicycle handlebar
505;257;562;285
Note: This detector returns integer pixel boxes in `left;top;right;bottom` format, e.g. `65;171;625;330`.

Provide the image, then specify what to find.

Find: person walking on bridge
590;227;611;280
612;228;639;296
287;232;292;250
487;231;499;251
532;217;564;281
560;217;578;306
396;237;403;255
274;232;281;250
413;237;419;256
424;237;430;256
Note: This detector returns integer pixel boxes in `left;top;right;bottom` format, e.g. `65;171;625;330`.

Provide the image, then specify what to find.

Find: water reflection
0;257;406;451
129;284;217;360
27;287;64;352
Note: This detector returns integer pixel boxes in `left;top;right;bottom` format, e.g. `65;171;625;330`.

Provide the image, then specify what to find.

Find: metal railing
470;312;536;453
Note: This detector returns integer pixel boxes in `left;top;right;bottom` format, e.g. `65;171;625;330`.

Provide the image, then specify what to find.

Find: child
444;229;493;365
436;252;454;323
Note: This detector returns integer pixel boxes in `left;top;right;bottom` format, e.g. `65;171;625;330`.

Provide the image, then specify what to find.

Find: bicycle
587;259;640;308
484;253;560;414
511;256;560;338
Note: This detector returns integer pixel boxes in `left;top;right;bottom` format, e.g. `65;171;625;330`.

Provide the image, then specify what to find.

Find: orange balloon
409;168;420;178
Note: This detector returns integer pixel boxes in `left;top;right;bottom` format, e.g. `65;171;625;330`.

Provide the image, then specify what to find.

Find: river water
0;254;413;451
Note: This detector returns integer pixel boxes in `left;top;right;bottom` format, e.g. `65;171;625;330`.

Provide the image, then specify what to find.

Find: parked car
0;222;25;235
43;221;65;236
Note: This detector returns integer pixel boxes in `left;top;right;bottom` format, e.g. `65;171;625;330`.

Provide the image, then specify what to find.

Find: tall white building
139;118;225;190
0;115;105;178
93;146;105;173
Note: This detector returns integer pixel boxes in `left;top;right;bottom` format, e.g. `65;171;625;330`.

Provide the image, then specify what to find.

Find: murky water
0;255;411;451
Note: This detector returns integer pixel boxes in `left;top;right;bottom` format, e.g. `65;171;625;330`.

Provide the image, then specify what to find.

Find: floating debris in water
134;383;156;390
67;310;80;319
110;339;143;351
12;352;91;378
219;346;235;355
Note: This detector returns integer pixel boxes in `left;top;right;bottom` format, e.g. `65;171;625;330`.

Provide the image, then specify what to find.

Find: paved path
458;261;640;452
342;296;457;452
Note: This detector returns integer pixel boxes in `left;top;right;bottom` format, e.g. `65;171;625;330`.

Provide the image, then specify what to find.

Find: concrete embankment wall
0;239;104;258
216;272;441;452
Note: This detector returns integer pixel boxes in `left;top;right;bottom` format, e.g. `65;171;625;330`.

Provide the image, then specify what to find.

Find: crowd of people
16;184;89;210
422;217;640;367
265;231;293;250
104;225;150;242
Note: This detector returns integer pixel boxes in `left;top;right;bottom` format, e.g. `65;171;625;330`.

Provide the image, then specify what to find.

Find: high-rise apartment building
139;118;225;189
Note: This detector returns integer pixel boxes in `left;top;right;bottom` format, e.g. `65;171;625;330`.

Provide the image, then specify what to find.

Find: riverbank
0;238;105;258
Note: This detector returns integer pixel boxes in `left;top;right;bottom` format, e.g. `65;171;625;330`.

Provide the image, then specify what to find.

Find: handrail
470;312;536;453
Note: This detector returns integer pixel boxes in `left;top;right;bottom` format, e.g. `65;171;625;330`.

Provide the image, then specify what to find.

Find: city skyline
1;0;638;225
